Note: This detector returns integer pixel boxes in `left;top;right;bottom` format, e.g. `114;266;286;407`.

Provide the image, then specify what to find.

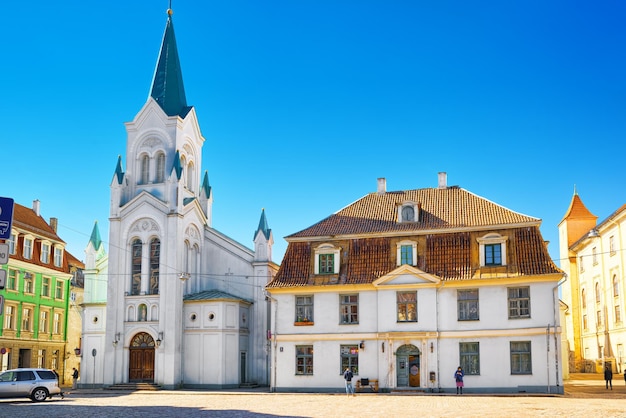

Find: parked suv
0;368;61;402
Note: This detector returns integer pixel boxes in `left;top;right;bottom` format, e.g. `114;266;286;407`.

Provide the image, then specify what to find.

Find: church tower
95;7;277;389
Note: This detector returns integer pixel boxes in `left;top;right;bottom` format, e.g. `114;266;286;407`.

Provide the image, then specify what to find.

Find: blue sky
2;1;624;267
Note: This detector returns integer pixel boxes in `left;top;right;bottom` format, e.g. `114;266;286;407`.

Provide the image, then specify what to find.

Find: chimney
437;172;447;189
377;178;387;194
33;199;41;216
50;217;58;233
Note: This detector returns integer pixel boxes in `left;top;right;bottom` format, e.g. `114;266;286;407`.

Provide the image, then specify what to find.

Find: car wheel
31;387;49;402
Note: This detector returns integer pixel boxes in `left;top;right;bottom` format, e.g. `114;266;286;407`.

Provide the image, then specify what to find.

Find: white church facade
79;9;278;389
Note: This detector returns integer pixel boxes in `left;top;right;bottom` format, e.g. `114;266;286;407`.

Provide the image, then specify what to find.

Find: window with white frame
156;152;166;183
595;282;601;304
597;309;603;328
510;341;532;374
583;314;588;330
4;305;16;329
53;247;63;267
40;311;49;333
581;288;587;309
458;289;479;321
295;295;314;323
295;345;313;375
460;342;480;375
592;247;598;265
615;305;621;324
41;276;50;297
7;269;17;291
131;239;142;295
22;307;32;331
579;255;584;272
37;350;46;368
508;287;530;319
340;294;358;324
477;233;507;267
610;235;616;255
55;280;64;299
314;243;340;275
613;275;619;298
53;313;61;334
23;237;33;259
23;273;33;294
397;291;417;322
340;345;359;374
7;232;17;255
398;202;419;223
40;242;50;264
140;154;149;184
396;240;417;266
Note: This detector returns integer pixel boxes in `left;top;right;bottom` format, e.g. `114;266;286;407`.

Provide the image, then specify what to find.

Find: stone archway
396;344;421;387
129;332;156;382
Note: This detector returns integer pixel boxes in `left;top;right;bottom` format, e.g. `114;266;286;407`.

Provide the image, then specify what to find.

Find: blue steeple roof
150;9;191;117
114;155;124;184
172;150;183;179
254;209;271;240
201;171;211;198
89;221;102;251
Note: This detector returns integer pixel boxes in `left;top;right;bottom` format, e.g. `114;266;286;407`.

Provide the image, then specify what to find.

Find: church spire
255;208;272;240
89;221;103;251
150;7;190;117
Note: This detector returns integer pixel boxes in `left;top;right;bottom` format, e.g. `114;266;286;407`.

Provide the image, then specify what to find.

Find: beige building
559;191;626;373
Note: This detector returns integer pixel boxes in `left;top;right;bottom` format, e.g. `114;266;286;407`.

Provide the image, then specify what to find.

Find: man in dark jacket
604;365;613;390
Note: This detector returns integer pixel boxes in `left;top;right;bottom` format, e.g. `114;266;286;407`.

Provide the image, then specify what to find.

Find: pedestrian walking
604;365;613;390
343;367;355;396
72;367;79;390
454;366;464;394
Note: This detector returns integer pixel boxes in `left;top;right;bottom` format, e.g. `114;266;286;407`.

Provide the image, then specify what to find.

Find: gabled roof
150;9;192;118
13;203;64;243
287;187;539;239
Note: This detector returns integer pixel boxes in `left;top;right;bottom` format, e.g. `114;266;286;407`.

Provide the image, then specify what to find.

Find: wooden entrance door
129;332;156;382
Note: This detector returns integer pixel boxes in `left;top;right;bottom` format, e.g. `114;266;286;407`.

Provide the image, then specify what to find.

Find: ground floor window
459;342;479;375
510;341;532;374
340;345;359;375
295;345;313;375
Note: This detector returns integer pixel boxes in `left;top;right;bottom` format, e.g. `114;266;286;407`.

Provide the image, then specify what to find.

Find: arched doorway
396;344;421;387
129;332;156;382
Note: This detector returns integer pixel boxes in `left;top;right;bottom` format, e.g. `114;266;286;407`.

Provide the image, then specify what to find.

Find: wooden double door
129;332;155;382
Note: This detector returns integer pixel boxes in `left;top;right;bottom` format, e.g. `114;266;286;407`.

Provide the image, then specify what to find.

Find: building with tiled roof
559;191;626;375
0;200;84;385
267;174;564;394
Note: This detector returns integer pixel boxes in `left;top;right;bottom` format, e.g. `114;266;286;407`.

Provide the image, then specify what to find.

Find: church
80;8;278;389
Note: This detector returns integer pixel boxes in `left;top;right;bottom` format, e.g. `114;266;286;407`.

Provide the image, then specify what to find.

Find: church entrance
129;332;156;382
396;344;421;387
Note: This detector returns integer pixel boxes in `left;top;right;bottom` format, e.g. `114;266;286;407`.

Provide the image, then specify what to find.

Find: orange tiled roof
287;187;539;238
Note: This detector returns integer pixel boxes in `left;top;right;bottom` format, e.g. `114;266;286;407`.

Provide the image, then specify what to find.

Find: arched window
613;275;620;298
140;155;150;184
138;304;147;321
156;153;165;183
187;161;195;191
595;282;601;304
131;239;142;295
149;238;160;295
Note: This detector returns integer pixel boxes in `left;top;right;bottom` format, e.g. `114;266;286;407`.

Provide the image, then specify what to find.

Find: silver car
0;368;62;402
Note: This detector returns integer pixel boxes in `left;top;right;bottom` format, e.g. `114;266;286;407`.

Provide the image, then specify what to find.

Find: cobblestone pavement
1;374;626;418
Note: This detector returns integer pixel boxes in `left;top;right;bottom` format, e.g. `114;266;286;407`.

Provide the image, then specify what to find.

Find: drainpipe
265;291;278;392
553;274;568;392
435;280;445;392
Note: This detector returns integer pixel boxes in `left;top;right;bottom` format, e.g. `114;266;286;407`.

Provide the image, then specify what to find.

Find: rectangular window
54;247;63;267
340;295;359;324
22;308;32;331
53;313;61;334
37;350;45;368
41;243;50;264
460;342;480;375
8;233;17;255
592;247;598;265
615;305;621;324
319;254;334;274
55;281;64;299
340;345;359;374
400;245;413;265
484;243;502;266
397;291;417;322
7;269;17;290
597;310;603;327
610;236;616;255
508;287;530;318
40;311;48;333
510;341;532;374
41;277;50;297
295;345;313;375
583;314;588;330
295;295;314;323
23;238;33;259
24;273;33;293
4;306;15;329
458;289;479;321
579;256;584;272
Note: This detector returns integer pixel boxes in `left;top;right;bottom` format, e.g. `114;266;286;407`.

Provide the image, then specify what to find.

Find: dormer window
477;233;508;267
398;202;420;223
396;240;417;266
41;242;51;264
314;243;340;275
53;246;63;267
23;237;34;259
